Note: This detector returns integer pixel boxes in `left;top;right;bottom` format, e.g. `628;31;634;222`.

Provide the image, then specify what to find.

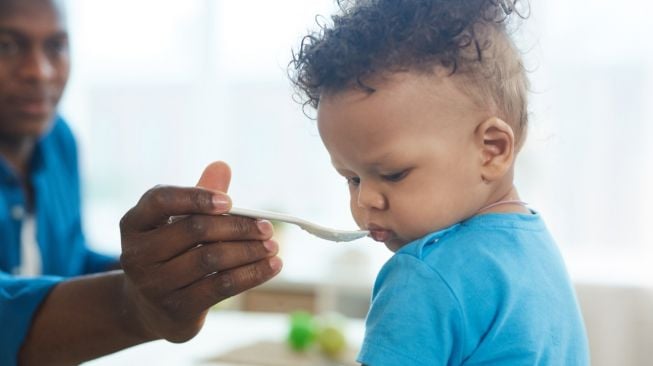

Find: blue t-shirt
357;212;589;366
0;116;117;365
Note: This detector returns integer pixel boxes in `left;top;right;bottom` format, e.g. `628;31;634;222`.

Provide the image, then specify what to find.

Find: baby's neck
477;186;530;215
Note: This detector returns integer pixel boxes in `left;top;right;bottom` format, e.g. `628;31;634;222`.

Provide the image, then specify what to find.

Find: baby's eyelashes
343;169;409;187
381;170;409;182
345;176;361;187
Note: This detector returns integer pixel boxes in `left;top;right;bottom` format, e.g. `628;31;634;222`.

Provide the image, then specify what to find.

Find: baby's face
318;71;490;252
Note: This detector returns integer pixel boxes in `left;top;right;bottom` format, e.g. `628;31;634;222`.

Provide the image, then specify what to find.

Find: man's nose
356;182;387;210
18;48;56;82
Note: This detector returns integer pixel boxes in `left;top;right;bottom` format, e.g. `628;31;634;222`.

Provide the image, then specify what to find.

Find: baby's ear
474;117;515;182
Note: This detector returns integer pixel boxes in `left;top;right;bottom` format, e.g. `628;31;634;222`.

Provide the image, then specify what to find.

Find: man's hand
19;162;281;365
119;161;282;342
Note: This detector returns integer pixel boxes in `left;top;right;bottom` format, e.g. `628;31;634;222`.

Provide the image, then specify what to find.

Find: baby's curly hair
290;0;529;146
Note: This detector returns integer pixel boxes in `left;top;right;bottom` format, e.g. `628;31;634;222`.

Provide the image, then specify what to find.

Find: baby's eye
382;170;408;182
345;176;360;187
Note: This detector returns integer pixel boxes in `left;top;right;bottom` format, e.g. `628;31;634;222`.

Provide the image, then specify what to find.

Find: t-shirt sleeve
0;272;63;365
357;254;465;366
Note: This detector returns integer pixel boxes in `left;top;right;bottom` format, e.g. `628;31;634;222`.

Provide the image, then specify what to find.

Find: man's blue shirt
0;116;117;365
357;212;590;366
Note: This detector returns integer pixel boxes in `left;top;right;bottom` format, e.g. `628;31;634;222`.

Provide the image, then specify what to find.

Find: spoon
228;207;369;242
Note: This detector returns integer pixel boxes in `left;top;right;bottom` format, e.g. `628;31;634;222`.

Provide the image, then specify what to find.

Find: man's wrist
116;271;160;343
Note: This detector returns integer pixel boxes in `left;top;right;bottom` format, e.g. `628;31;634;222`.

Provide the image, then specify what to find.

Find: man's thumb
196;161;232;192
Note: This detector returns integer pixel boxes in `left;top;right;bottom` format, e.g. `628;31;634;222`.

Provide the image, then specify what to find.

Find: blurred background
59;0;652;364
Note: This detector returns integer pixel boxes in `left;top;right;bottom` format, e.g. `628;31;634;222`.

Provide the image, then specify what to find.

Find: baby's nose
356;182;387;210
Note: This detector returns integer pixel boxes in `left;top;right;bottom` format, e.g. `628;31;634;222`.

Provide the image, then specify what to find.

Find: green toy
287;311;317;351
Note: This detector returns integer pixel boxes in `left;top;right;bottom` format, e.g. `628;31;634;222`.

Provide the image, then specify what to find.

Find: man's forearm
19;271;155;365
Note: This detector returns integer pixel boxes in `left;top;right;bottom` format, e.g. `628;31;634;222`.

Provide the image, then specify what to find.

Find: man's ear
474;117;515;183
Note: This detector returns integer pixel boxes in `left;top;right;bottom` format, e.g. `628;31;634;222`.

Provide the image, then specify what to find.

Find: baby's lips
368;228;393;242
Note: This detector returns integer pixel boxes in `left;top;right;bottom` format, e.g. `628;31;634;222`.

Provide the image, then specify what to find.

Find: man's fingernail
263;239;278;253
212;195;231;212
256;220;273;236
269;256;283;272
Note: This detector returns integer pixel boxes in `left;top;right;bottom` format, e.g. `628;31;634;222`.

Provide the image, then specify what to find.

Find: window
61;0;653;286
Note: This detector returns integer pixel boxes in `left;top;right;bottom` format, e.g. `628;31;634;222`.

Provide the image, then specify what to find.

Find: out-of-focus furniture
235;278;371;319
575;282;653;366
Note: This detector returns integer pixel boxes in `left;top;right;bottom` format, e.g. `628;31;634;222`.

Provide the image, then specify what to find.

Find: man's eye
0;39;20;56
345;176;360;187
382;170;408;182
46;38;68;56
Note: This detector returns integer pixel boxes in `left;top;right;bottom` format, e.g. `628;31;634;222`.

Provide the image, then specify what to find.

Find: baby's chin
384;237;413;252
384;228;442;252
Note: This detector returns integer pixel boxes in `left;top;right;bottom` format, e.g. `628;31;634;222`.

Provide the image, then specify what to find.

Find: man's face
318;72;489;252
0;0;69;140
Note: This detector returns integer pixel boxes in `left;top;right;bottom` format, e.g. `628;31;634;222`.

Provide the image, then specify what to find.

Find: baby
290;0;590;364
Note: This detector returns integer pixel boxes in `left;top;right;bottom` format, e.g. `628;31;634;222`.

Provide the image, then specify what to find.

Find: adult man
0;0;282;364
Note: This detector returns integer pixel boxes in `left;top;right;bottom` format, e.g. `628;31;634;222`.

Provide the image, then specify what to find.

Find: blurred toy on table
204;311;356;366
288;311;347;359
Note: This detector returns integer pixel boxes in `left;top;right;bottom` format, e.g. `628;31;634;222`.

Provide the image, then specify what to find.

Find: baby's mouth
367;224;394;242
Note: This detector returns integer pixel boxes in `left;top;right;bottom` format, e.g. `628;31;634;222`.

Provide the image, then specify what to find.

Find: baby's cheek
349;202;365;229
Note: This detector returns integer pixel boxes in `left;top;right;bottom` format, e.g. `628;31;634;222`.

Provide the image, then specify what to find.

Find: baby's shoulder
396;214;554;291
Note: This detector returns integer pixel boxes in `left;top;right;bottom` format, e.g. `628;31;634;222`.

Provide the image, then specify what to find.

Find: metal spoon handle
228;207;308;227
